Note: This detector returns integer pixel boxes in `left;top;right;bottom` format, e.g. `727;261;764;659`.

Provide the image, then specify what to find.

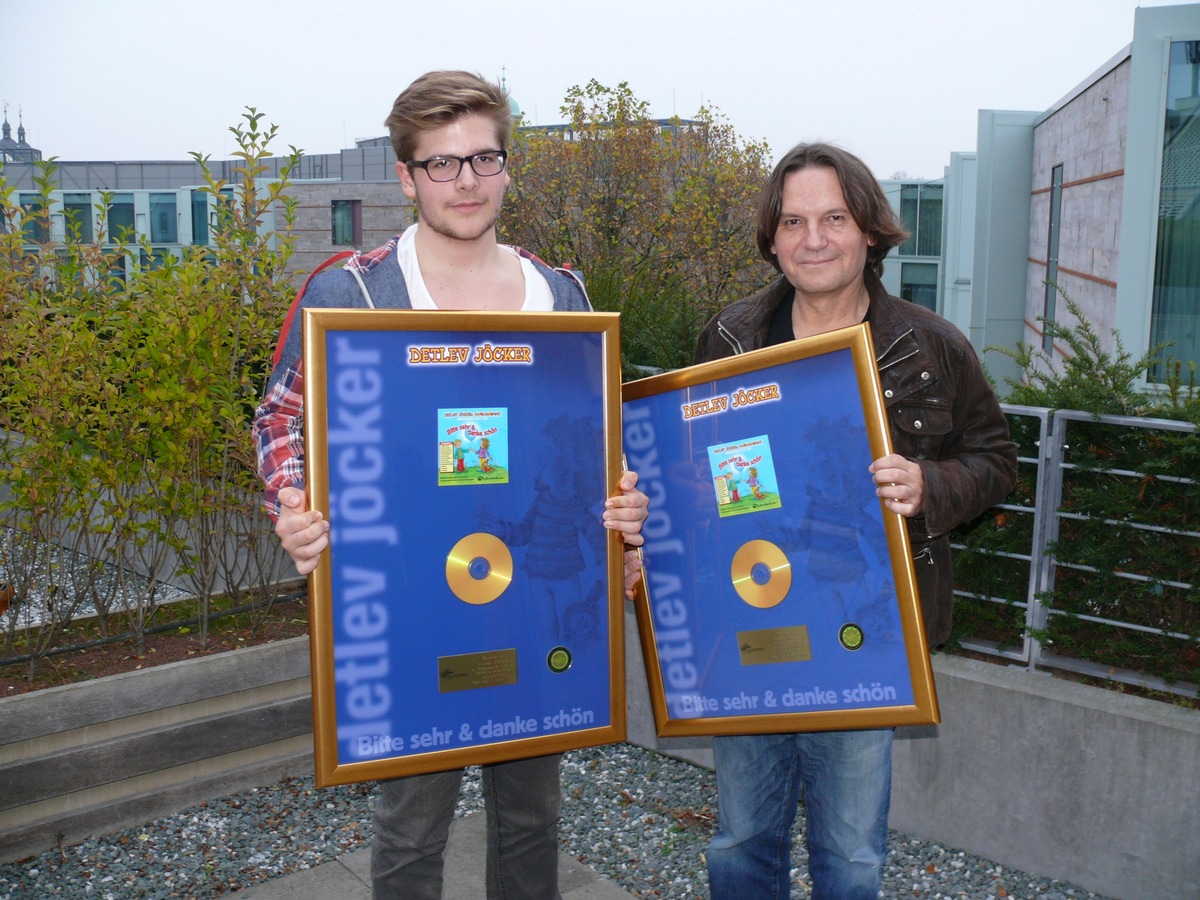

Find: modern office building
898;3;1199;387
879;177;947;313
1075;5;1200;385
5;2;1197;387
0;131;407;280
0;107;704;285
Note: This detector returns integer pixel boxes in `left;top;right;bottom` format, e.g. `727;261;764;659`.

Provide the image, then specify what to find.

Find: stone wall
0;638;313;864
625;607;1200;900
1027;57;1131;352
4;619;1196;899
282;180;412;281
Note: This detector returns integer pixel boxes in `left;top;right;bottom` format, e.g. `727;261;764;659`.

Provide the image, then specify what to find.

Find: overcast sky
6;0;1196;180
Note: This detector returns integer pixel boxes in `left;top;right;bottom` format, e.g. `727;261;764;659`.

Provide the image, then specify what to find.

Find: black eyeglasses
406;150;508;182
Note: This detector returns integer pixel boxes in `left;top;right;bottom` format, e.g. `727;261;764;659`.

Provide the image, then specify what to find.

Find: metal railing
952;404;1199;698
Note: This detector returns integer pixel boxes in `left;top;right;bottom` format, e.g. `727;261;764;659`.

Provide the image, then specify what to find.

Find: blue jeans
370;754;562;899
708;730;893;899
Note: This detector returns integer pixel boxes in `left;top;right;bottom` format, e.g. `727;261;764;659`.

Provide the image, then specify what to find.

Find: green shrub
950;288;1199;696
0;110;298;677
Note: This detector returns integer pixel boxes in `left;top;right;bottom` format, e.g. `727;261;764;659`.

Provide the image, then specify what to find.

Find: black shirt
766;291;873;347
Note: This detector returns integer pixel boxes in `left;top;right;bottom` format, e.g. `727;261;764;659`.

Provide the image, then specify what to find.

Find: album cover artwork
707;434;783;517
438;408;509;486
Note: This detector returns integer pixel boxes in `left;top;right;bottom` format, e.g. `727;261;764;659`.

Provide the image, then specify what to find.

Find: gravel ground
0;527;191;632
0;742;1112;899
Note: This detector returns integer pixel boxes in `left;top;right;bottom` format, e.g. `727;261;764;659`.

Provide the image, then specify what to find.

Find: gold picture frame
303;309;625;785
622;323;939;736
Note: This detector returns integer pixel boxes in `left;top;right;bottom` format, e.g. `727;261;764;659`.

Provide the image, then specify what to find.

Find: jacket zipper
717;321;744;355
876;327;917;372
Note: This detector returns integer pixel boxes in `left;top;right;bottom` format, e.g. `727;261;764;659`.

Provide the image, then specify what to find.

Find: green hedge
0;111;298;677
951;293;1199;694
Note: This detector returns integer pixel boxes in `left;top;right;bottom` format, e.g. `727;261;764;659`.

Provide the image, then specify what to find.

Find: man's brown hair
756;142;909;278
385;70;513;164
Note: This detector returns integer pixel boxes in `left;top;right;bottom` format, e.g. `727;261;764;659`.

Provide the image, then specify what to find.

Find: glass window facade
150;193;178;244
332;199;362;246
1043;165;1064;351
63;193;94;243
107;193;135;242
1149;40;1200;381
191;190;209;245
18;194;47;244
899;183;943;257
209;188;236;232
900;262;939;310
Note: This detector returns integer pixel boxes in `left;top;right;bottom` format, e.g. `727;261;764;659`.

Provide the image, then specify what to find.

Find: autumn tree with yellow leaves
500;80;774;374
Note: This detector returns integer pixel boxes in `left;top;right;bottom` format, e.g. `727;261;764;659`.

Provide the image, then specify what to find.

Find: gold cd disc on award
730;539;792;608
446;533;514;605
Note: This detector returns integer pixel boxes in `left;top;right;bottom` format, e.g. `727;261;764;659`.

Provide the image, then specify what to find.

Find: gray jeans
370;754;563;899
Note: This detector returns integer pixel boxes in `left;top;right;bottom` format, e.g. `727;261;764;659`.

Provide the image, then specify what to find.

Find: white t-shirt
396;223;555;311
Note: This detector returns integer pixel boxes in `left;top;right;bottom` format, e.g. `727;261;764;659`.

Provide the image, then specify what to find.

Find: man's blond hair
385;70;513;163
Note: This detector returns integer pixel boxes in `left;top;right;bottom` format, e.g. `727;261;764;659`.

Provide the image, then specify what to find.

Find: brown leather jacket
695;272;1018;646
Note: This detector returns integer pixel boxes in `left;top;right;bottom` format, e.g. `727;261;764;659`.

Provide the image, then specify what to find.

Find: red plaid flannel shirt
252;240;399;520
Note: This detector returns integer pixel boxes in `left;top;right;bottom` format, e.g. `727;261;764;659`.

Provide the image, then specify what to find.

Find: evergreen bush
951;289;1199;695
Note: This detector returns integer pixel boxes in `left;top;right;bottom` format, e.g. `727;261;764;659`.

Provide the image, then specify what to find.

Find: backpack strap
271;250;356;367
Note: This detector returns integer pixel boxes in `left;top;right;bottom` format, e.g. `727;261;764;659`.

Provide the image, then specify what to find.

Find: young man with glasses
253;70;649;899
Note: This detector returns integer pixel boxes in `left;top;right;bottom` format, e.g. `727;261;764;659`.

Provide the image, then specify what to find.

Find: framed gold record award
622;323;939;737
302;309;625;786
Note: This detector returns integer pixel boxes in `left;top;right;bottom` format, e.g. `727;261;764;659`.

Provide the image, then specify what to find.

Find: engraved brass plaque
438;648;519;693
736;625;812;666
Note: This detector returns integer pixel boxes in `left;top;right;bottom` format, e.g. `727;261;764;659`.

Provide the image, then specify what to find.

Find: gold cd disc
730;539;792;608
446;533;513;605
